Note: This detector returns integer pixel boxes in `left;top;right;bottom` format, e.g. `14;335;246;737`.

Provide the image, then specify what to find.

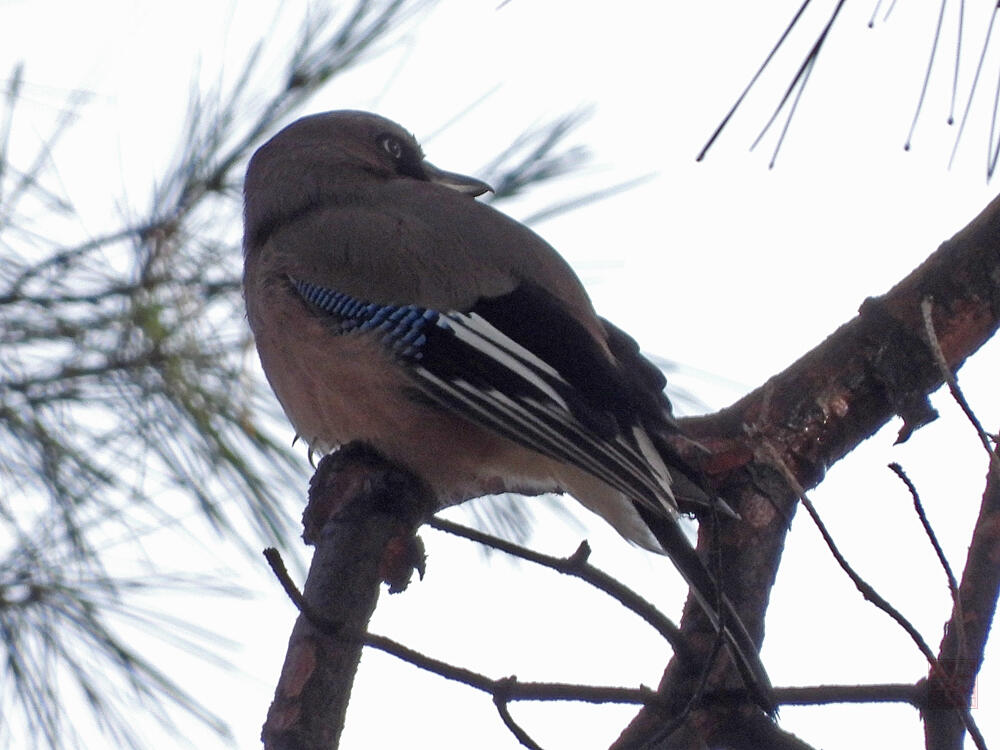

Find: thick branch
924;447;1000;750
260;445;432;750
616;192;1000;748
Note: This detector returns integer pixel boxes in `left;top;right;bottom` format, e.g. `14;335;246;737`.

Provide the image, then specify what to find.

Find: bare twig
774;683;922;706
366;632;667;708
271;515;981;747
263;547;306;610
760;439;930;656
267;540;683;748
758;441;987;750
920;296;999;474
925;449;1000;748
493;680;546;750
887;462;962;604
427;516;692;662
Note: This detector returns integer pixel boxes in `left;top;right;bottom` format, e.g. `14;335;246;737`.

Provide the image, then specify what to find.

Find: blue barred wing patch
291;277;448;360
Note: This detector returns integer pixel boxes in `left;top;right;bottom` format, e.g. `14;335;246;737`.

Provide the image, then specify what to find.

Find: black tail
635;504;775;714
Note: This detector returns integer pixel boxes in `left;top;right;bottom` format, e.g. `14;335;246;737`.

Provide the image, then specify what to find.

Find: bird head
244;110;492;252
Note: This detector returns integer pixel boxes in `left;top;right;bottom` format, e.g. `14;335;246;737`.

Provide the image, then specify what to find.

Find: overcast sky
3;1;998;748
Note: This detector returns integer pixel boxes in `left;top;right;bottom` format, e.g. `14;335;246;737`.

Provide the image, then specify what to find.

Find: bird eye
380;135;404;160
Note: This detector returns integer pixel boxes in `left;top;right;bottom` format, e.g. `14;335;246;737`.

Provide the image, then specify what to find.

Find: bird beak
422;161;494;197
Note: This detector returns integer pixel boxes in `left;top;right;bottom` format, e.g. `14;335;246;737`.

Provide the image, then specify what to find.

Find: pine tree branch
615;183;1000;748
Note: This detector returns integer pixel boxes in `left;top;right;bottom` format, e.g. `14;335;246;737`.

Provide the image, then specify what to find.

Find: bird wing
290;275;681;518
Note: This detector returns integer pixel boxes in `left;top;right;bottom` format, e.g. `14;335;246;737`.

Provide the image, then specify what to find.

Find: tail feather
635;504;775;714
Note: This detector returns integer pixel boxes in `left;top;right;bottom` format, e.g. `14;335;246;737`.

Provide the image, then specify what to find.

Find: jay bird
242;110;772;711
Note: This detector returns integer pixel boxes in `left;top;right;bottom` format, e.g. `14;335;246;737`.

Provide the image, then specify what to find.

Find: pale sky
2;1;998;748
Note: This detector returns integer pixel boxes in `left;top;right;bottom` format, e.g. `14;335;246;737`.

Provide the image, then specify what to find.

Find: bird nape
242;109;773;714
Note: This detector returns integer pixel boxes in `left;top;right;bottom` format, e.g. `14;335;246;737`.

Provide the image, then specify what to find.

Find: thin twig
367;630;665;706
428;517;754;740
886;462;970;724
773;683;921;705
925;443;1000;749
921;296;1000;474
758;441;988;750
267;540;985;738
494;680;545;750
265;545;675;750
263;547;306;610
426;516;693;663
761;441;936;661
887;463;962;604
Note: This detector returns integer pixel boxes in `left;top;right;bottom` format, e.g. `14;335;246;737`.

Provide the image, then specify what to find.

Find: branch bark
924;445;1000;750
614;193;1000;748
260;444;432;750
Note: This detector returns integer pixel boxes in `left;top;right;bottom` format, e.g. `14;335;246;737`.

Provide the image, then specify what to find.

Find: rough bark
261;445;432;750
614;193;1000;748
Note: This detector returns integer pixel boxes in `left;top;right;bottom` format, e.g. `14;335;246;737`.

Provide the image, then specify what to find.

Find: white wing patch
415;309;678;517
